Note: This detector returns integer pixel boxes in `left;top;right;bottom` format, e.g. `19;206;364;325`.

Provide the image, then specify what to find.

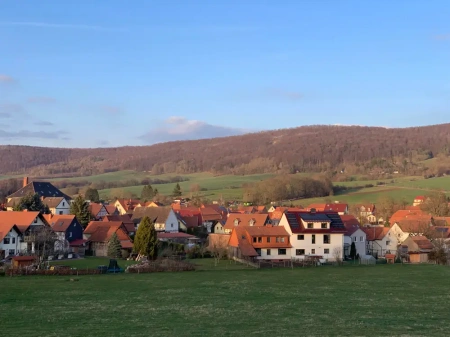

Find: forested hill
2;123;450;177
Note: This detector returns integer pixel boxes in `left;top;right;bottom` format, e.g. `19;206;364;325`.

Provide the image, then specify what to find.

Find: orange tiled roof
89;203;105;217
0;223;21;241
85;221;132;248
48;214;76;232
390;209;430;224
0;211;44;233
306;203;326;211
324;203;348;213
361;226;389;241
340;215;362;236
223;213;269;231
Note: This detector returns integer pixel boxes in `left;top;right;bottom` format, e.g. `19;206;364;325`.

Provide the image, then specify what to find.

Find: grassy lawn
48;257;138;269
1;264;449;336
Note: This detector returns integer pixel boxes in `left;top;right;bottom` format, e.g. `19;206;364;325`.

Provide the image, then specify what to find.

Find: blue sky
0;0;449;147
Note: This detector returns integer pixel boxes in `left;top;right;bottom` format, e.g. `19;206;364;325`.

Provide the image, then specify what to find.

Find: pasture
1;264;449;336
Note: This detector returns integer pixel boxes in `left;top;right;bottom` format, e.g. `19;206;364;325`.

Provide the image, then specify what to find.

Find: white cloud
139;116;250;144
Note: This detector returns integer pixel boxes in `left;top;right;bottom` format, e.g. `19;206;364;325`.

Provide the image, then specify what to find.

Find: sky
0;0;450;148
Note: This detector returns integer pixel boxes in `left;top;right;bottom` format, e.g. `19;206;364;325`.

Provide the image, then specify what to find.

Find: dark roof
284;211;346;234
8;182;71;200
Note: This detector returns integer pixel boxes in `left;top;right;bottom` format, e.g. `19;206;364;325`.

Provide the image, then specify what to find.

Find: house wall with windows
50;199;70;215
154;210;179;232
0;228;21;257
18;216;48;252
345;229;367;256
257;247;290;260
289;233;344;260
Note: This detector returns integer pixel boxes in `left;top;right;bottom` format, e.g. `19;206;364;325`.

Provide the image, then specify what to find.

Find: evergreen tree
13;193;50;214
107;232;122;258
350;241;357;260
133;216;159;259
85;188;100;202
140;185;154;202
70;195;91;228
172;183;182;197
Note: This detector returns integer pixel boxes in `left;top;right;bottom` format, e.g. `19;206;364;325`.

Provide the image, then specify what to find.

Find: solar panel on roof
286;213;300;227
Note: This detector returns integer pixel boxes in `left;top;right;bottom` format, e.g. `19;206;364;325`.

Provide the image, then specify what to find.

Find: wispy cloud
100;105;124;115
139;116;250;144
0;129;68;140
27;96;57;104
0;103;26;118
0;74;15;83
433;34;450;41
34;121;54;126
0;21;126;32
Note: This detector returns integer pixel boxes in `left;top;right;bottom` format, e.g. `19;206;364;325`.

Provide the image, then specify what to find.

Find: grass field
1;264;450;336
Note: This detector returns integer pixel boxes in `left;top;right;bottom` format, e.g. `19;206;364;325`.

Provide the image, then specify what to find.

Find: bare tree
332;247;343;266
209;243;228;266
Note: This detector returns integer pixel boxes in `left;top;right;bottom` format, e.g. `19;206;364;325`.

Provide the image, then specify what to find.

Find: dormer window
307;223;313;229
34;218;38;223
321;223;327;229
234;219;239;226
249;219;255;226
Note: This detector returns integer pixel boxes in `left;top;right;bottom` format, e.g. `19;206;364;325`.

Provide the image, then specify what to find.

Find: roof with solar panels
283;208;347;233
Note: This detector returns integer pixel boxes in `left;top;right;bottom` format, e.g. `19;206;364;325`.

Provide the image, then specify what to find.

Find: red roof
411;236;433;250
69;239;87;246
103;214;135;233
0;211;46;233
84;221;133;249
0;223;21;241
324;203;348;213
390;209;430;224
340;215;362;236
48;214;76;232
306;203;326;211
361;226;389;241
224;213;269;231
89;203;105;217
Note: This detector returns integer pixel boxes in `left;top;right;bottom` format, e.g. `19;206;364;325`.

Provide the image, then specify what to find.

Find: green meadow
1;264;449;336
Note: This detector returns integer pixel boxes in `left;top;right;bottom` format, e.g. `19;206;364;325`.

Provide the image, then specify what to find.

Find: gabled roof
390;209;431;224
105;205;118;215
0;211;45;232
103;214;135;233
84;221;132;248
361;226;389;241
324;203;348;213
223;213;269;231
0;223;22;241
89;203;106;217
340;215;362;236
115;199;140;212
284;211;346;234
228;227;258;257
396;219;432;233
178;214;200;229
43;197;65;208
8;181;71;200
47;214;77;232
131;207;173;224
200;207;222;222
356;204;375;212
410;236;433;250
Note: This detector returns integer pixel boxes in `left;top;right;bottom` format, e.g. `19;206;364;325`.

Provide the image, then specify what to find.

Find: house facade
0;224;21;258
44;197;70;215
341;215;367;257
278;210;346;261
132;207;179;232
47;215;84;253
362;224;407;257
223;213;269;234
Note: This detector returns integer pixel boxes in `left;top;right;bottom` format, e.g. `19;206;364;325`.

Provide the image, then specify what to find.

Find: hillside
2;123;450;177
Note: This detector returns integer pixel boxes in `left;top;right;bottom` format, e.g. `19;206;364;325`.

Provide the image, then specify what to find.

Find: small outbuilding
12;256;36;268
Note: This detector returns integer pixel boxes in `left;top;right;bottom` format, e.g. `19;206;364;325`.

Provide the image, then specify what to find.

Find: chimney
23;176;29;187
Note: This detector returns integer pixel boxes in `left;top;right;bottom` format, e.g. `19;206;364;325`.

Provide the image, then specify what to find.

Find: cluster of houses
0;177;447;265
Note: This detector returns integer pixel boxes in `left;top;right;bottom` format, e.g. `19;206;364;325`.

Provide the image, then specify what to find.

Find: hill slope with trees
2;123;450;177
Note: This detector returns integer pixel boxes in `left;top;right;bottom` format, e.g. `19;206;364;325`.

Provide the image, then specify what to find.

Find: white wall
164;210;179;233
257;248;290;260
0;228;21;256
51;199;70;215
350;229;367;256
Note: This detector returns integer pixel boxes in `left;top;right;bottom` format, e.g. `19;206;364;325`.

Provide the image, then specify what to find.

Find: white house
0;211;49;254
341;215;367;257
0;224;22;258
44;197;70;215
132;207;179;232
362;224;407;257
278;210;346;261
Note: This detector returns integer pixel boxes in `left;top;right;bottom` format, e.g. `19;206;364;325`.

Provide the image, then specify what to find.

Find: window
323;235;330;244
353;237;357;242
255;248;261;256
3;238;10;244
63;202;65;206
297;234;304;240
386;240;390;246
312;235;316;244
253;237;257;243
171;223;173;228
307;223;313;229
360;236;363;242
278;249;287;255
324;249;330;254
257;237;262;243
267;237;271;243
59;211;63;215
280;237;285;243
69;232;72;238
12;238;15;244
321;223;327;229
276;237;280;242
267;249;271;256
8;249;15;256
296;249;305;256
311;249;316;254
34;218;38;223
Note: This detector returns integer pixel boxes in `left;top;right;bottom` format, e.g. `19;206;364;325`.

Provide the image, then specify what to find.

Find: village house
89;203;109;220
132;207;179;232
223;213;270;234
413;195;426;207
46;214;85;255
103;214;136;236
355;204;377;223
157;232;200;247
228;226;291;261
362;224;407;258
83;221;133;257
400;236;433;263
278;210;347;261
0;223;22;258
136;201;164;208
6;178;71;214
324;202;349;215
199;207;223;233
306;203;326;212
114;198;140;215
341;215;367;257
0;211;50;254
